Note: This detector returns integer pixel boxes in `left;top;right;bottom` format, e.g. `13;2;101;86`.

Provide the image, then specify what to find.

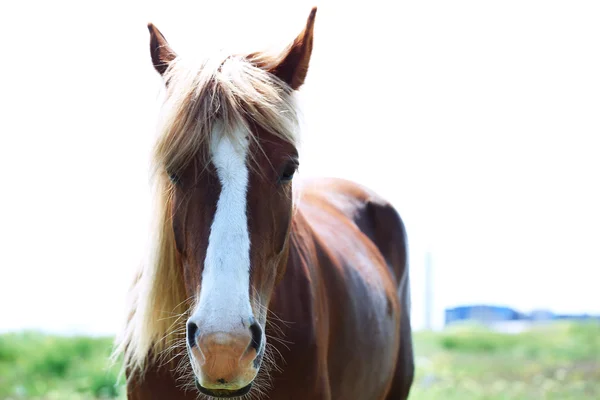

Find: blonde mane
115;49;301;377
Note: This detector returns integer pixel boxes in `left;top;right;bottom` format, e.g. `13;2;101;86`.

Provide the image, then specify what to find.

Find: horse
116;7;414;400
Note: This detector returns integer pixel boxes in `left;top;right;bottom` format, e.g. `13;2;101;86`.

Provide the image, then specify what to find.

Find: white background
0;0;598;334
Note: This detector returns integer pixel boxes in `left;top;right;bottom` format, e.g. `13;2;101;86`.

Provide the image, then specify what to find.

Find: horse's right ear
147;23;177;76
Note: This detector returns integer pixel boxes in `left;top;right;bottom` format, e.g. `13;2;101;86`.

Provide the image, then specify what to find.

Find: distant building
555;313;600;321
444;305;600;326
529;309;555;321
445;305;522;325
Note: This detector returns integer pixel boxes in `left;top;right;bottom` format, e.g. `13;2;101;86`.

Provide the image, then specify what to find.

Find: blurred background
0;0;598;399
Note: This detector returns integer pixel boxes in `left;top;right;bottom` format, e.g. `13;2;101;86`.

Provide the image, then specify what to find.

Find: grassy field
0;333;123;400
410;322;599;399
0;322;598;399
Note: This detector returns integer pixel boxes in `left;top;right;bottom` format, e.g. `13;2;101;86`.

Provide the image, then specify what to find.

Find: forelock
152;51;300;180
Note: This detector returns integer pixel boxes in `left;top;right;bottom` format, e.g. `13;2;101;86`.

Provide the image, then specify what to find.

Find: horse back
277;177;414;399
296;177;409;286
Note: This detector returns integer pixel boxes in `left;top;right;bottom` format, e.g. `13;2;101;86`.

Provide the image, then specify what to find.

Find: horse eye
168;172;182;186
279;163;297;184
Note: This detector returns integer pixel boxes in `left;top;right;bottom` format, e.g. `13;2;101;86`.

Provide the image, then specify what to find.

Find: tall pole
424;250;433;330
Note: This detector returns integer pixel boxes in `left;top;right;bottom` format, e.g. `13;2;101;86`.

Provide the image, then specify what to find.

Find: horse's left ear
268;7;317;90
147;23;177;76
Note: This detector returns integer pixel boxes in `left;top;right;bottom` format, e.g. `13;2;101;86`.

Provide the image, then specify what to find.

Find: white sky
0;0;598;333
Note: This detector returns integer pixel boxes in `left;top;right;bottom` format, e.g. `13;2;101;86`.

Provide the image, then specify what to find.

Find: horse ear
268;7;317;90
147;23;177;76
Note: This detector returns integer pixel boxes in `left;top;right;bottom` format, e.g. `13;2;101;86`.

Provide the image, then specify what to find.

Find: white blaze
190;127;252;332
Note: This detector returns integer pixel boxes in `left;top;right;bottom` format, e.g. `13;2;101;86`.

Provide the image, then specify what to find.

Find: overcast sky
0;0;598;333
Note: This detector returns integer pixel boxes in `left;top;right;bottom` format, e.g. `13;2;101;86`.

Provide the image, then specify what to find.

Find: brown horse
116;7;414;400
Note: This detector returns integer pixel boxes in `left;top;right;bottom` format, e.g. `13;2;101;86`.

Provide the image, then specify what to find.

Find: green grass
0;322;598;399
410;321;600;400
0;332;124;399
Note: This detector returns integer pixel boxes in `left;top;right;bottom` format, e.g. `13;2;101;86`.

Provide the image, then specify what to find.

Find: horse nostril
187;321;199;348
249;321;262;352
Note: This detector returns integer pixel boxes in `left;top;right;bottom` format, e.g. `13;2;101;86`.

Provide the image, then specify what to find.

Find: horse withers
117;7;414;400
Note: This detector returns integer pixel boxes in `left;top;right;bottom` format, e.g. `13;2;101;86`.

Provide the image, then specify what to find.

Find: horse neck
270;209;322;317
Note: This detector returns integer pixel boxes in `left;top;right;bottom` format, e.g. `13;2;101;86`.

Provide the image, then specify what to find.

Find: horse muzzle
186;319;264;395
